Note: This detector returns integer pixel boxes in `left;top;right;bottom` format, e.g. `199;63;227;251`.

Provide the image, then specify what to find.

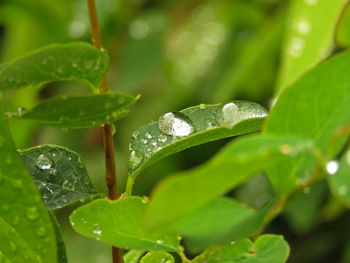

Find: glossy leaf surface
128;101;267;179
265;51;350;195
193;235;289;263
277;0;347;92
11;92;136;129
139;251;174;263
0;95;57;262
19;144;99;210
144;135;314;230
0;42;109;91
70;197;182;252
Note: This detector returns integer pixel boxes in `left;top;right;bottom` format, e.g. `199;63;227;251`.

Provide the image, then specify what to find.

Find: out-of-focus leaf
329;150;350;207
70;197;182;252
173;198;273;252
11;92;136;129
0;43;109;91
127;101;267;182
0;95;57;262
139;251;174;263
124;250;144;263
277;0;347;92
193;235;290;263
335;3;350;47
49;213;67;263
144;135;314;230
265;51;350;195
19;144;100;210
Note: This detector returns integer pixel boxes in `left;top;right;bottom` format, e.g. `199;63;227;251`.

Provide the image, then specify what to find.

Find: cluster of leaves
1;0;350;263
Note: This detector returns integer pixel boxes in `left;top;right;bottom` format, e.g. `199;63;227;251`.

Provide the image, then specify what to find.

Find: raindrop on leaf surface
158;112;195;137
35;154;53;170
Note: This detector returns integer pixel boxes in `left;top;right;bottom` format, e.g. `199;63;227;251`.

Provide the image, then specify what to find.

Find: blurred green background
1;0;350;262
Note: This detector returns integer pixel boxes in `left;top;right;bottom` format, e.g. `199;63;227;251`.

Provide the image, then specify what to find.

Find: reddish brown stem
86;0;122;262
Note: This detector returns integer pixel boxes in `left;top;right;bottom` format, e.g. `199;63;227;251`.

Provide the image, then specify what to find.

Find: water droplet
289;37;305;58
129;151;144;170
151;141;157;147
326;160;339;175
296;19;311;35
62;180;73;190
10;242;16;252
158;112;195;137
338;186;348;196
36;154;53;170
230;241;236;245
141;139;148;144
26;206;39;220
160;259;171;263
16;107;28;116
92;224;102;236
2;204;10;212
11;179;23;189
35;226;46;237
305;0;318;6
158;135;168;143
156;238;164;244
145;132;152;139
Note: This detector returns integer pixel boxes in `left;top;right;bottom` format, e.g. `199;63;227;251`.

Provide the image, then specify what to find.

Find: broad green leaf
124;250;144;263
144;135;314;230
70;197;182;252
277;0;347;92
0;95;57;262
265;51;350;195
329;150;350;207
335;3;350;47
19;144;99;210
128;101;267;180
49;213;67;263
10;92;136;129
0;42;109;91
173;198;273;252
139;251;174;263
193;235;290;263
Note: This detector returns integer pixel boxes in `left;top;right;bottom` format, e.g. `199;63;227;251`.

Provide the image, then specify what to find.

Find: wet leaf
329;150;350;207
0;42;109;91
124;250;145;263
128;101;267;181
144;135;314;230
11;92;136;129
0;95;57;262
70;197;182;252
277;0;347;92
139;251;174;263
192;235;289;263
265;51;350;195
50;213;67;263
19;144;100;210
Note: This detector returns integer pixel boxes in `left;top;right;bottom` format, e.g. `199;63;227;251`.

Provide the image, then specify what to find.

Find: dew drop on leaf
129;150;144;170
35;154;53;170
35;226;46;237
158;112;195;137
326;160;339;175
26;206;39;220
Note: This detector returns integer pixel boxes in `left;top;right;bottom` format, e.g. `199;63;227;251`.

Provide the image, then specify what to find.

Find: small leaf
173;198;273;252
70;197;182;252
0;42;109;91
50;213;68;263
144;135;314;230
265;51;350;195
124;250;145;263
193;235;290;263
0;95;57;262
11;92;136;129
329;150;350;207
128;101;267;179
276;0;347;92
139;251;174;263
19;144;100;210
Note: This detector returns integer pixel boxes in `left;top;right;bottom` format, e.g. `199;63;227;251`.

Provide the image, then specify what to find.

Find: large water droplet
326;160;339;175
36;154;53;170
129;151;144;170
216;101;267;128
158;112;195;137
26;206;39;220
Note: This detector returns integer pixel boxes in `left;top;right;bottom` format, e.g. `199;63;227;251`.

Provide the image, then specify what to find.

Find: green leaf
0;95;57;262
265;51;350;195
173;198;273;252
49;213;67;263
0;42;109;91
70;197;182;252
139;251;174;263
19;144;99;210
124;250;145;263
128;101;267;180
277;0;347;92
11;92;136;129
335;3;350;47
329;150;350;207
193;235;290;263
144;135;314;230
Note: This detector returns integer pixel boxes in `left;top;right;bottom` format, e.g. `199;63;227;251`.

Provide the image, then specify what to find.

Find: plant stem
86;0;123;262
